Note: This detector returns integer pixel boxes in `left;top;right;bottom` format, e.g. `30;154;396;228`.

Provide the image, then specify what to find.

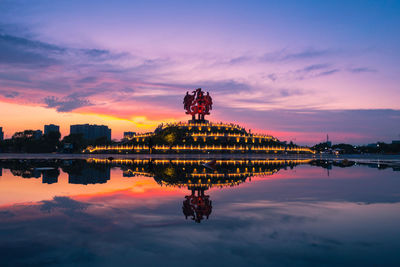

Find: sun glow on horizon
0;101;183;139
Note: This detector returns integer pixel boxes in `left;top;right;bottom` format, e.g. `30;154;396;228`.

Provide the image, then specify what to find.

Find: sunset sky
1;0;399;145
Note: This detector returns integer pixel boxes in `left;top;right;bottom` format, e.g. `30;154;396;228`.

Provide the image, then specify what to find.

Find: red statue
183;88;213;121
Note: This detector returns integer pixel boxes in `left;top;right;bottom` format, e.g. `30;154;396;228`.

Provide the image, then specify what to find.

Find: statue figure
183;91;195;114
183;88;213;121
196;89;205;115
205;92;213;114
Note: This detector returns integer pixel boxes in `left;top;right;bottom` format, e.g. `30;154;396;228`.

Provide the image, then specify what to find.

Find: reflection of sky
0;0;400;144
1;164;400;265
0;168;185;205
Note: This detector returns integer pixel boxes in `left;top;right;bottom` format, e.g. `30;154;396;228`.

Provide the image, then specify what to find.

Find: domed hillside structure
85;88;314;154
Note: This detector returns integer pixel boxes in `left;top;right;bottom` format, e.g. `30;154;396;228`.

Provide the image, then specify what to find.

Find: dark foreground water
0;156;400;266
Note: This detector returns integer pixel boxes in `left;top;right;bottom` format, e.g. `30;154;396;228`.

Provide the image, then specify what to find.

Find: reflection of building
70;124;111;141
11;169;41;178
310;159;355;169
8;167;60;182
68;168;111;185
42;169;60;184
44;124;60;135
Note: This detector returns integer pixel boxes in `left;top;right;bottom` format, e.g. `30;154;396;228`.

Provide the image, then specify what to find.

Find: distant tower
326;134;332;147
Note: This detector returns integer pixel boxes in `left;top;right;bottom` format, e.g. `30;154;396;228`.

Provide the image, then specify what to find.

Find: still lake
0;155;400;266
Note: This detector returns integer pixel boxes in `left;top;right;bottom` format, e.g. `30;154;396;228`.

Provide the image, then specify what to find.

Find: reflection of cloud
0;194;397;266
0;210;14;218
40;196;90;213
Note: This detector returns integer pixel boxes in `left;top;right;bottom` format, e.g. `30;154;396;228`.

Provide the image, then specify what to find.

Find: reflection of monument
89;158;311;223
68;168;110;185
4;158;369;223
183;188;212;223
61;160;111;185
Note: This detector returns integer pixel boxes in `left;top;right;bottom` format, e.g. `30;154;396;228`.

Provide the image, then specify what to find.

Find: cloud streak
348;67;377;73
44;96;92;112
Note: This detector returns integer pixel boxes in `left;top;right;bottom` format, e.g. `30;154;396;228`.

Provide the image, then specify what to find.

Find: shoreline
0;153;399;161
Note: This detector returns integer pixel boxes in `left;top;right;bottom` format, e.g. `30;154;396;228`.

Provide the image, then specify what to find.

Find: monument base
188;119;209;124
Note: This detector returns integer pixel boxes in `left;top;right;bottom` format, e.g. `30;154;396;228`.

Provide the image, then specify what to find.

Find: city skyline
1;0;400;145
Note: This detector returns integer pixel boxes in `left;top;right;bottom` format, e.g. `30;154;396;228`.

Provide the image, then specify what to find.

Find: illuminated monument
184;88;213;122
85;88;314;154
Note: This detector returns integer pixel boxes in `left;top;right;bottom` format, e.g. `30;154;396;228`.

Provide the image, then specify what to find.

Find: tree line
0;130;112;153
312;142;400;154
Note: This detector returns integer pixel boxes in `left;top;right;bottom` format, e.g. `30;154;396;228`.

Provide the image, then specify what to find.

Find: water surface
0;156;399;266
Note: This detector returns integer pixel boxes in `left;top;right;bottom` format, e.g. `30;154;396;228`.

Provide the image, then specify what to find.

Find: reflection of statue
182;188;212;223
183;88;213;121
